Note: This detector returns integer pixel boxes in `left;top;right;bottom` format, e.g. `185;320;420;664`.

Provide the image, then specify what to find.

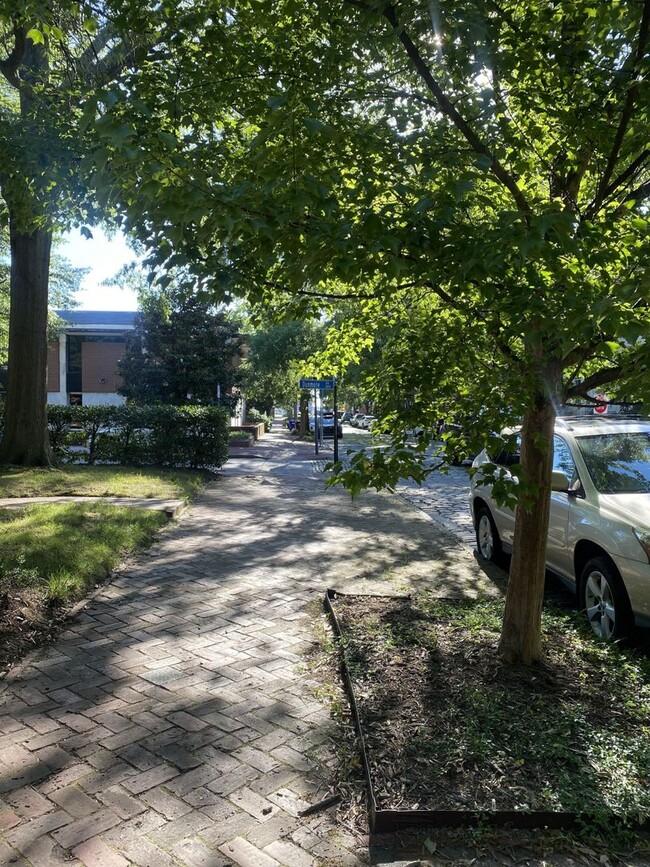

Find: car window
494;435;521;467
576;432;650;494
553;436;578;483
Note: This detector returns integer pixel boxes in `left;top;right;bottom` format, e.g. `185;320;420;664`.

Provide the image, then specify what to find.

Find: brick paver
0;429;494;866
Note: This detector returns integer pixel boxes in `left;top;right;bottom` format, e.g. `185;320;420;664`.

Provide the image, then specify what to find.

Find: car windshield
576;432;650;494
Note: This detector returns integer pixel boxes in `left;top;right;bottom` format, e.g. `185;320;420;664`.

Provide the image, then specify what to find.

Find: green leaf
302;117;326;134
26;28;44;45
474;154;493;170
267;95;288;110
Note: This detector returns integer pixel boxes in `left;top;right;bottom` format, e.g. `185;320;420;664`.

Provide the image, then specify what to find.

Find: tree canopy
118;287;243;407
93;0;650;419
242;317;325;416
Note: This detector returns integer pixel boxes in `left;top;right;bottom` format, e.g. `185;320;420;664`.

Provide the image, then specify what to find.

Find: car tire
580;557;633;641
475;506;501;563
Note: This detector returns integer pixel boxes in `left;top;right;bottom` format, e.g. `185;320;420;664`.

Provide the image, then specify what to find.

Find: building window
67;336;82;392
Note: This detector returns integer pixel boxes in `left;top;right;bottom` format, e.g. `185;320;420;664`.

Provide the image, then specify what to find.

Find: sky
59;226;140;311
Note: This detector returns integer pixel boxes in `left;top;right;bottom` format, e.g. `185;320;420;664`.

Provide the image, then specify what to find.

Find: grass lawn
0;502;169;671
0;465;211;500
0;465;213;672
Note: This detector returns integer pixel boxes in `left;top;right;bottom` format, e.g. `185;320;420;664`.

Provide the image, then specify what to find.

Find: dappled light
0;428;504;863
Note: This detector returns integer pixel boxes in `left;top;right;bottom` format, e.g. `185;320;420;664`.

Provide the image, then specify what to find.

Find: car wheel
475;506;501;563
580;557;633;641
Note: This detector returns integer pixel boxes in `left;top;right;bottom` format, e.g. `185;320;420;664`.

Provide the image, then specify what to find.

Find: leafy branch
377;3;531;216
589;0;650;215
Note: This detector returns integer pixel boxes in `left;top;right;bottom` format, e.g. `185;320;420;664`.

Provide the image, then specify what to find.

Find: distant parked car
310;411;343;438
350;413;366;427
359;415;377;430
339;410;353;424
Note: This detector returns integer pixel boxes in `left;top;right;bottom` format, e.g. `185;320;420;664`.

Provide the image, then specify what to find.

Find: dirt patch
331;594;650;822
0;589;72;675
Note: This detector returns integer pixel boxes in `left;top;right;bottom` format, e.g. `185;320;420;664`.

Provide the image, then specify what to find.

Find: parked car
469;415;650;641
309;411;343;438
339;410;353;424
358;415;377;430
350;413;366;427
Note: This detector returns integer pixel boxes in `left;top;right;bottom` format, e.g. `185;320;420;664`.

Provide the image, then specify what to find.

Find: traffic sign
299;378;335;390
594;393;608;414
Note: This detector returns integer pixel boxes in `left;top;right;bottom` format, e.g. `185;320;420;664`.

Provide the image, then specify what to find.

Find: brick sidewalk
0;430;498;867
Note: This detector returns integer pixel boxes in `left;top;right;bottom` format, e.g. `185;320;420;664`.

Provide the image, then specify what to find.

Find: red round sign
594;396;608;414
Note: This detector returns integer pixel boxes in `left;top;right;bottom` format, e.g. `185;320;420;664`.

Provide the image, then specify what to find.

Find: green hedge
246;407;273;432
44;404;229;469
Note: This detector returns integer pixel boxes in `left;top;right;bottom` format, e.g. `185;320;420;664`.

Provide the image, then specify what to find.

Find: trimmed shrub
154;405;229;469
77;406;114;464
44;404;229;469
229;430;254;445
47;405;77;459
94;405;156;466
246;407;272;432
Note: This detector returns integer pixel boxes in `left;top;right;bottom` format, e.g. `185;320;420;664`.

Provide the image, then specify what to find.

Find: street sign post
333;380;338;463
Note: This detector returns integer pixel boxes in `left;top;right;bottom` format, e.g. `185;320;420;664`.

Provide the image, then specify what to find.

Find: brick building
47;310;136;406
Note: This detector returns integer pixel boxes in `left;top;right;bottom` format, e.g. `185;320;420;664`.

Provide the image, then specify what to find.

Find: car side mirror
551;470;570;492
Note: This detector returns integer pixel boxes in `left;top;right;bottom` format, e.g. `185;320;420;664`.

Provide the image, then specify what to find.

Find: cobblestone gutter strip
325;589;585;835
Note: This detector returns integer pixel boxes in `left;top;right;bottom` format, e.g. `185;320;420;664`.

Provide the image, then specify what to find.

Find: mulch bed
330;593;650;819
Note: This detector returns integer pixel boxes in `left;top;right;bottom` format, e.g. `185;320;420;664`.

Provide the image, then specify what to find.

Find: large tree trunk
0;219;53;466
499;391;557;665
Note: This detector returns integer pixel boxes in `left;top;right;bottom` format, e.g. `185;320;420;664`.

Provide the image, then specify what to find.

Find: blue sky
59;227;139;311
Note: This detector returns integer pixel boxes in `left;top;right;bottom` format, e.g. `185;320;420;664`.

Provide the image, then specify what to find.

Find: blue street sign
299;378;335;390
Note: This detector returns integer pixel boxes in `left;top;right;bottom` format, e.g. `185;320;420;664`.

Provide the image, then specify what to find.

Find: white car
309;412;342;438
469;416;650;641
358;415;377;430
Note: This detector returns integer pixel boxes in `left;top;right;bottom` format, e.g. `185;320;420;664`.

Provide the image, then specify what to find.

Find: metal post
333;379;338;463
314;388;318;455
318;391;323;446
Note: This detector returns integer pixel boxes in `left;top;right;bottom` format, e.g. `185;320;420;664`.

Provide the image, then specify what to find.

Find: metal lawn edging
324;588;644;835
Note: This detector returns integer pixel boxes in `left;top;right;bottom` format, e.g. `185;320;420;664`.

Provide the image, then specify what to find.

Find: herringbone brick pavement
0;430;491;866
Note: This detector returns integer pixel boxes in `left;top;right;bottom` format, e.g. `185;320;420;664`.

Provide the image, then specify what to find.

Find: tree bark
299;396;309;435
499;393;557;665
0;218;53;466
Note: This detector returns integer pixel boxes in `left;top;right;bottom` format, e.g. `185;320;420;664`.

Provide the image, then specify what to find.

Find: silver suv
470;416;650;641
